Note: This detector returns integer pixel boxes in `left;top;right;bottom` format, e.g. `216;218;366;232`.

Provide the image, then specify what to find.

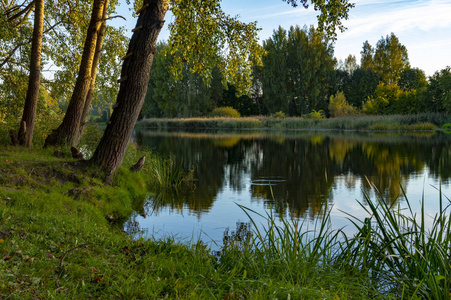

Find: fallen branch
55;243;92;289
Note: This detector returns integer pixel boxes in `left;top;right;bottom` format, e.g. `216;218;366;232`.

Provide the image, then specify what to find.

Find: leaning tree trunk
16;0;44;147
90;0;169;176
44;0;106;147
74;0;109;146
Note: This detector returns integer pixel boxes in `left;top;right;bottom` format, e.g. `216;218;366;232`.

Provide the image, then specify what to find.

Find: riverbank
138;113;451;131
0;145;378;298
1;143;449;298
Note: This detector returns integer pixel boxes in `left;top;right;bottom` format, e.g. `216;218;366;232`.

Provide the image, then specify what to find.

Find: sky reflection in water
125;130;451;250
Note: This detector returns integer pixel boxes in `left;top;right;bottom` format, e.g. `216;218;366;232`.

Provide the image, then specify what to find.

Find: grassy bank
1;142;450;298
0;146;372;299
138;113;451;131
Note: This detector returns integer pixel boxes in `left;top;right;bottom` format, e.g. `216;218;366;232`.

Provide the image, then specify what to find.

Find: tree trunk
90;0;169;176
44;0;106;147
16;0;44;147
74;0;109;146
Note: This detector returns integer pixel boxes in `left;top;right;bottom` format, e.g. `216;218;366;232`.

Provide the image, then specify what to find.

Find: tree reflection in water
134;130;451;220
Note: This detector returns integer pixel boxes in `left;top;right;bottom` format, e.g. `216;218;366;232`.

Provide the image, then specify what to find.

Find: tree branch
7;0;34;23
0;20;63;69
13;3;34;28
0;43;22;69
4;0;28;16
1;0;8;10
102;15;126;21
55;243;92;289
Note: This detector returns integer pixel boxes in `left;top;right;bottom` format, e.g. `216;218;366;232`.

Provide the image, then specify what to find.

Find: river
125;129;451;249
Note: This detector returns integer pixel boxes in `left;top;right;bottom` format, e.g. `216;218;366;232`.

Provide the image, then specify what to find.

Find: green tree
220;84;259;116
261;26;291;114
360;40;374;69
45;0;112;147
362;82;417;115
399;68;428;91
142;42;215;118
1;0;36;124
345;67;381;108
261;25;335;116
373;33;410;84
423;67;451;113
342;54;358;75
15;0;45;147
1;0;126;144
329;91;354;117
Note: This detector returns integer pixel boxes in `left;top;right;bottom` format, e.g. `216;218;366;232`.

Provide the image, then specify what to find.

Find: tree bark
74;0;109;146
16;0;44;147
90;0;169;176
44;0;106;147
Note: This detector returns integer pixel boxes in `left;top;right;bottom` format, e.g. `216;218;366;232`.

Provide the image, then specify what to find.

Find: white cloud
341;0;451;39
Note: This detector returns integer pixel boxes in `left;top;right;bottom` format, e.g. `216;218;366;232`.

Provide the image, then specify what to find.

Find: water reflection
135;130;451;220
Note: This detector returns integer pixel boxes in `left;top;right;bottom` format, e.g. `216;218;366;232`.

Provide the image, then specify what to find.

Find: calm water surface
125;129;451;249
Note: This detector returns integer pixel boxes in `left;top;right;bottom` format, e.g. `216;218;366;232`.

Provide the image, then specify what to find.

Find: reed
146;153;193;189
235;184;451;299
340;185;451;299
139;113;451;131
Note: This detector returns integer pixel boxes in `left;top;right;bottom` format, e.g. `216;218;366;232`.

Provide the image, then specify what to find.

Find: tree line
141;29;451;119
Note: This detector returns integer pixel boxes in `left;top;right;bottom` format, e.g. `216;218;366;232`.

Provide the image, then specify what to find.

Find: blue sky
116;0;451;76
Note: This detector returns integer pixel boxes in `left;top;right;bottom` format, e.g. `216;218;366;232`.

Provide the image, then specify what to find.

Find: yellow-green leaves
167;0;264;96
283;0;354;41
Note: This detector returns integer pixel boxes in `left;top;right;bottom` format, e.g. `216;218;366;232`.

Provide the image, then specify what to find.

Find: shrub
306;110;325;119
410;122;436;130
270;111;287;119
362;82;421;115
209;106;241;118
329;91;355;117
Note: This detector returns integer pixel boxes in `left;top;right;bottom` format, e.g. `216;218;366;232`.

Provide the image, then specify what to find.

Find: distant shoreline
136;113;451;132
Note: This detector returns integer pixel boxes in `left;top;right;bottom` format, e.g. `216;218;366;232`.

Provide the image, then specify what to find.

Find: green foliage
344;67;382;108
328;91;355;117
373;33;410;84
141;43;260;119
282;0;355;41
142;42;216;118
209;106;241;118
0;0;127;110
399;68;428;91
168;0;264;96
0;84;64;147
306;109;325;119
260;26;336;116
220;84;259;117
360;40;374;69
146;154;193;189
363;82;420;115
270;111;287;119
423;67;451;113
